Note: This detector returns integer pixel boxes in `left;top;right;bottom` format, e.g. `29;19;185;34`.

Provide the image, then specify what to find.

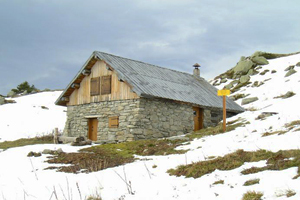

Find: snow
1;54;300;200
0;91;66;141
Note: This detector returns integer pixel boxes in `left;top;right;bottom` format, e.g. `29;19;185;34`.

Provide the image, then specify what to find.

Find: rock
233;60;255;75
241;97;259;105
296;62;300;67
259;70;269;75
0;97;5;105
247;69;254;76
231;93;247;101
42;149;52;154
251;56;269;65
27;151;41;157
251;51;264;58
285;69;297;77
284;65;294;71
274;91;295;99
7;90;16;97
220;79;227;83
239;56;246;62
239;75;250;84
271;70;277;74
56;148;63;154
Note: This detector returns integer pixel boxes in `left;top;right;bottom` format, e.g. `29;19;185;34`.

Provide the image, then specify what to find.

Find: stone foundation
63;98;224;143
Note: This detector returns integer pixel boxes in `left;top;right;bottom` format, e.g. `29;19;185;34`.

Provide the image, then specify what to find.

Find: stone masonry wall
63;99;141;142
133;98;194;139
63;98;224;143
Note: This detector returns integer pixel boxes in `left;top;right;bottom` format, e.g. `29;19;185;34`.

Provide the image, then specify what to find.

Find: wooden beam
61;97;69;102
82;69;91;76
71;83;80;89
223;95;226;132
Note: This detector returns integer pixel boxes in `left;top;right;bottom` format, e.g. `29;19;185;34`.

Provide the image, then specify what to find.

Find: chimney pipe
193;63;200;77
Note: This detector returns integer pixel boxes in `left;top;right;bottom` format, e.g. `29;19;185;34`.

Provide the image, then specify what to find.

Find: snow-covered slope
0;53;300;200
0;91;66;141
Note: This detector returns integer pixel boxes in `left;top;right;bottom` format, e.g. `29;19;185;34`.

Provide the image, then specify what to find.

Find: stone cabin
55;51;244;142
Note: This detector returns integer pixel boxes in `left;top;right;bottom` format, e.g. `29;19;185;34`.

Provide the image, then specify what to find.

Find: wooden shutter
101;75;111;95
109;116;119;128
90;77;100;96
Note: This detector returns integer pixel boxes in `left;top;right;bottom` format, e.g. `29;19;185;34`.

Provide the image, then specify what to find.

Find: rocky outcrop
251;55;269;65
241;97;259;105
213;51;300;94
0;97;5;105
285;69;297;77
7;90;16;97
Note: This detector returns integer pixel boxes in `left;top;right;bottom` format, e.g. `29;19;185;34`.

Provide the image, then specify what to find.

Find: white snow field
0;53;300;200
0;91;66;141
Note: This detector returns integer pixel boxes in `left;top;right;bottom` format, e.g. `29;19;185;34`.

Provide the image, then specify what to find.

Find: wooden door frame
193;107;204;131
88;118;98;141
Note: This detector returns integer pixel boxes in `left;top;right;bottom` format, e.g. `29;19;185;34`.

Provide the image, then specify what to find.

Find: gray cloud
0;0;299;95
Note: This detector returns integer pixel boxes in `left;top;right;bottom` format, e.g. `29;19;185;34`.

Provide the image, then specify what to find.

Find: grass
212;180;224;185
187;118;249;140
241;150;300;178
168;149;273;178
277;189;296;198
262;130;287;137
243;178;260;186
286;189;296;197
46;139;187;173
285;120;300;128
242;191;263;200
168;149;300;179
0;135;53;150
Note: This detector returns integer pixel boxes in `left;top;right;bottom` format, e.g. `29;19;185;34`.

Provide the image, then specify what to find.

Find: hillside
0;91;66;141
0;52;300;200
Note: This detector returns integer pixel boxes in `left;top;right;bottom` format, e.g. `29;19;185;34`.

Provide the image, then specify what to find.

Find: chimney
193;63;200;77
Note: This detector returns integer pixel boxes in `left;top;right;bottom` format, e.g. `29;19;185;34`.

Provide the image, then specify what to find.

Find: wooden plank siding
67;60;139;106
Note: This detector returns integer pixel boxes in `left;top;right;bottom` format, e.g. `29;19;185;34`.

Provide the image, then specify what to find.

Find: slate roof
56;51;244;113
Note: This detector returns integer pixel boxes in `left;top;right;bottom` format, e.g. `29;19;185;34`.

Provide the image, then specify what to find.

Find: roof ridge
94;51;195;77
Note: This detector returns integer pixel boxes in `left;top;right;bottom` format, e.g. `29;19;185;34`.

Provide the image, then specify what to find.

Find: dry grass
46;139;187;173
212;180;224;185
0;135;53;150
168;149;300;179
188;119;249;140
241;150;300;178
242;191;263;200
167;149;273;178
243;178;260;186
262;130;287;137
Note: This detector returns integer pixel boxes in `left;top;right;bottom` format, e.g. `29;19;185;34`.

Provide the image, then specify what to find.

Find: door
193;107;204;131
88;118;98;141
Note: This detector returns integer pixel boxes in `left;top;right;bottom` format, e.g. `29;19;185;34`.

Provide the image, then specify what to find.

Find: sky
0;0;300;95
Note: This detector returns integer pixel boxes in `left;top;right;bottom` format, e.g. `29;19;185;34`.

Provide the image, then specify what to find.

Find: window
109;116;119;128
90;75;112;96
101;75;111;95
90;77;100;96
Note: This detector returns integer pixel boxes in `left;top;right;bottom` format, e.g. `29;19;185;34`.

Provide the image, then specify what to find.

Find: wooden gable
67;60;139;106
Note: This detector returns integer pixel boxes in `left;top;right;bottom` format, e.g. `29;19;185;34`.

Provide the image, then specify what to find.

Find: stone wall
134;98;193;139
63;98;225;143
63;99;141;142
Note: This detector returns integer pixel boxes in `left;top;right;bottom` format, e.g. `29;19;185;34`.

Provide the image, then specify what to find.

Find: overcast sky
1;0;300;95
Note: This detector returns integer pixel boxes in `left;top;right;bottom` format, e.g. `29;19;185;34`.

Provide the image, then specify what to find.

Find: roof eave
55;52;99;106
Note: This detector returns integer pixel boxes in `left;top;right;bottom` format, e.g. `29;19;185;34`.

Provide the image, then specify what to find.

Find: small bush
11;81;38;94
243;178;260;186
242;191;263;200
